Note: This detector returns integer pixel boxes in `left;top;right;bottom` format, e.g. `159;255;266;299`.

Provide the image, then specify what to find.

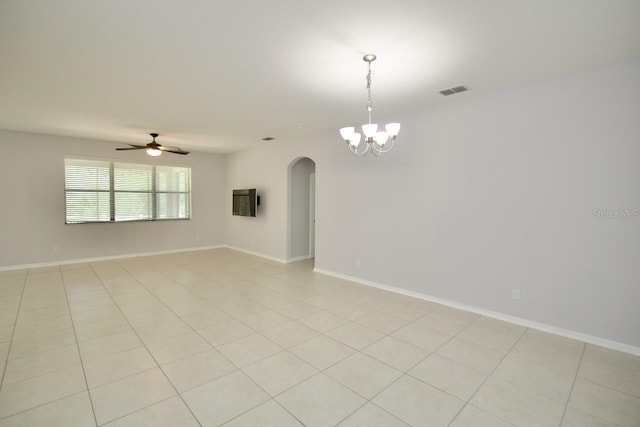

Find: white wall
0;130;227;267
225;59;640;349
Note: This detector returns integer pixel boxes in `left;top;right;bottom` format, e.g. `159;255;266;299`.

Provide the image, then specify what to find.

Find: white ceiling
1;0;639;153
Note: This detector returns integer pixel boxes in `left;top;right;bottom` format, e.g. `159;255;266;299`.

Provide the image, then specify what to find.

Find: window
65;158;190;224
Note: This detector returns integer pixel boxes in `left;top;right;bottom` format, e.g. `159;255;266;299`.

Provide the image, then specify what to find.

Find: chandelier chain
366;61;373;124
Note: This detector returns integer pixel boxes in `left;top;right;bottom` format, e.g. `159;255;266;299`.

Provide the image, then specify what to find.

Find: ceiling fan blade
116;146;147;150
159;146;189;155
163;149;190;155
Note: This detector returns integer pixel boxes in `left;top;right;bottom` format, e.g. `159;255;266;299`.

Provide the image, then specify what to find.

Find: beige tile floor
0;248;638;427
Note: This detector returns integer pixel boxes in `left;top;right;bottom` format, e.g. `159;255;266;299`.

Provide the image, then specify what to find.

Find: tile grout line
60;266;100;427
347;320;453;424
558;342;586;426
442;321;526;427
0;272;88;421
571;373;640;400
0;270;28;412
0;343;83;387
88;260;204;427
130;258;311;426
94;394;184;427
5;254;335;423
167;258;335;425
291;309;450;426
113;256;316;424
199;280;467;425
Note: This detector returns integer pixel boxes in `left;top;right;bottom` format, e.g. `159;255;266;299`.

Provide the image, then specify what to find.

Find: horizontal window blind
114;162;153;221
64;158;190;224
156;165;190;219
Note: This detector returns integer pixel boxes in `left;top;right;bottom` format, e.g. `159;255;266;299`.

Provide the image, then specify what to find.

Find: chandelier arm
376;138;396;154
370;143;383;156
349;142;371;157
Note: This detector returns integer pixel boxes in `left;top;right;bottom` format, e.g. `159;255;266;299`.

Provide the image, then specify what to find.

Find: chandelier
339;54;400;157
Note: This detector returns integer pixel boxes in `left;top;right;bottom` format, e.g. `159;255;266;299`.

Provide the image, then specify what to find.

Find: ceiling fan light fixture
116;133;190;156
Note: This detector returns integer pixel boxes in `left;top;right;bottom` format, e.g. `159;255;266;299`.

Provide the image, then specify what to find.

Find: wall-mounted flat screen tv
232;189;257;217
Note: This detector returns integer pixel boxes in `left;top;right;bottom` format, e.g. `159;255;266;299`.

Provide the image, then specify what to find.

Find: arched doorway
287;157;316;262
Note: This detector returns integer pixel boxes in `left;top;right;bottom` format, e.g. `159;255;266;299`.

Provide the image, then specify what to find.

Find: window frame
64;157;191;225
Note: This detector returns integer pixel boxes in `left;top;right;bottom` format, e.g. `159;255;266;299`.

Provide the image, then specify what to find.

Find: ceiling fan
116;133;190;156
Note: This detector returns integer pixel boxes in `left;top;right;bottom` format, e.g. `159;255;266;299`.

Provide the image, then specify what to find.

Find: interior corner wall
225;58;640;349
224;148;288;261
0;130;227;267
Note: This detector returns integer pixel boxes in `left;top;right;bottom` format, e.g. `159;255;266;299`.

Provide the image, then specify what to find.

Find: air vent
439;85;469;96
261;137;275;141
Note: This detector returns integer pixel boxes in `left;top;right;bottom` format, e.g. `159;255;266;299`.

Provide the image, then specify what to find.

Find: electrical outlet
512;289;520;301
53;246;59;253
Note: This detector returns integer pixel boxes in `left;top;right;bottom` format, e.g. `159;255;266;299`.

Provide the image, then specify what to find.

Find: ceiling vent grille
439;85;469;96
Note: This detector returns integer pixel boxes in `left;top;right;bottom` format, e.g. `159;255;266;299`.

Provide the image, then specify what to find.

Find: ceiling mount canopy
339;54;400;157
116;133;190;156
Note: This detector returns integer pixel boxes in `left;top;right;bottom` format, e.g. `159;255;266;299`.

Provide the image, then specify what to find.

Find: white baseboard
0;245;226;272
222;245;313;264
0;244;292;271
223;245;288;264
288;254;313;263
313;267;640;356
